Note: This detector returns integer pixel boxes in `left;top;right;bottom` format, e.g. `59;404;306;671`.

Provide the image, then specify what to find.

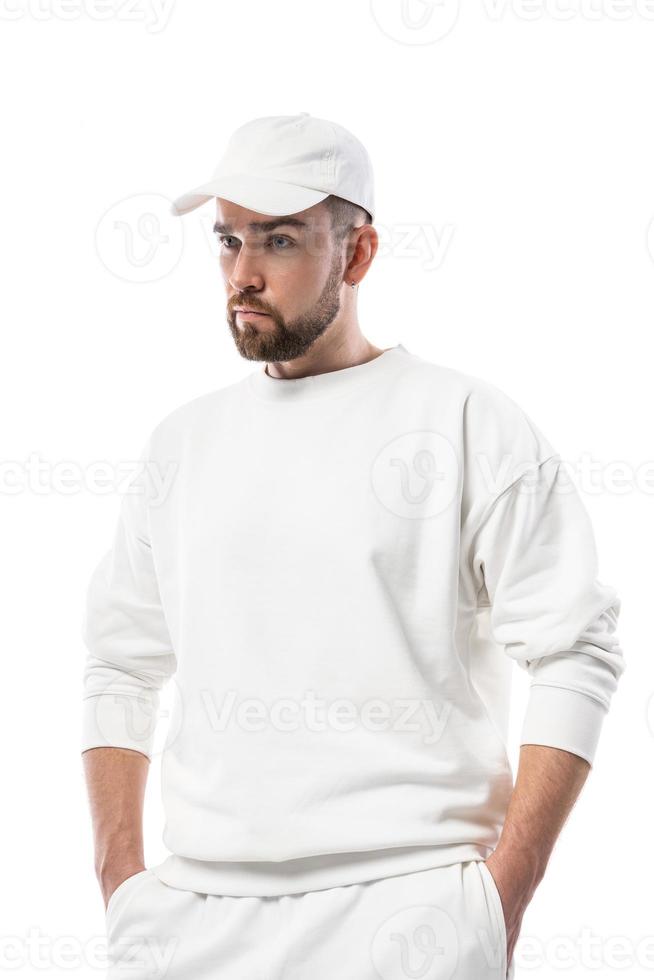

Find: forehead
214;197;331;235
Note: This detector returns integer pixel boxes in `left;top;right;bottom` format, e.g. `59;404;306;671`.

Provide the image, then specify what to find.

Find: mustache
229;298;274;316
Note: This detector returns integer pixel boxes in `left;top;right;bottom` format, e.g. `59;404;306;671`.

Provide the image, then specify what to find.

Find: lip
235;309;271;319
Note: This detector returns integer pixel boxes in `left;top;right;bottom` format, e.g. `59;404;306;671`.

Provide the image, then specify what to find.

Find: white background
1;1;653;977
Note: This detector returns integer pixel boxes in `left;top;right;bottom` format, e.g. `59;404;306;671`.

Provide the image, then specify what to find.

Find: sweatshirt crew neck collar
247;343;411;402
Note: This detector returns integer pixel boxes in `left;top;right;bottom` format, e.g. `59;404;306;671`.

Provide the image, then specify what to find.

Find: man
81;113;624;980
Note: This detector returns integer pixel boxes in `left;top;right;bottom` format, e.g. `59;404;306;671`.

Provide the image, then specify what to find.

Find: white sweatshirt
81;343;624;896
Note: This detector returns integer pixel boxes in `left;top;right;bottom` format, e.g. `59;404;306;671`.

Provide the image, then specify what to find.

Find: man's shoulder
407;350;559;483
405;350;540;422
144;375;249;452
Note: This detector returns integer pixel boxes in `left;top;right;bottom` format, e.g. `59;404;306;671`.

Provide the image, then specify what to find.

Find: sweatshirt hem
149;842;490;897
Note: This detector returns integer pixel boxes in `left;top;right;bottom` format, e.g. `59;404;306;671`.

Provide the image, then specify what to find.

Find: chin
229;326;276;362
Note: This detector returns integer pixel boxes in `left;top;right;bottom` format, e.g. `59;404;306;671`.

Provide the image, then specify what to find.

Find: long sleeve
80;441;177;760
470;454;625;766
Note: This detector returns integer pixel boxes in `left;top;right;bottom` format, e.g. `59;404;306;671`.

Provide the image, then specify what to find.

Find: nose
228;247;265;294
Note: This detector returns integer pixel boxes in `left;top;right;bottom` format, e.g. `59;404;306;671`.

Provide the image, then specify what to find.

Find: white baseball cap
170;112;375;222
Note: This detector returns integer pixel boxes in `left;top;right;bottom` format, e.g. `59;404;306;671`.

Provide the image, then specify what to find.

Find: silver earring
351;281;357;289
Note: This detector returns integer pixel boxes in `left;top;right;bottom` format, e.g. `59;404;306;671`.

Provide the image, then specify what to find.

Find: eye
268;235;294;250
217;235;239;249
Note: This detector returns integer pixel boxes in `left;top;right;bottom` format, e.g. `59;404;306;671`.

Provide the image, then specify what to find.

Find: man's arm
485;744;590;968
80;438;177;906
468;452;625;970
82;747;149;909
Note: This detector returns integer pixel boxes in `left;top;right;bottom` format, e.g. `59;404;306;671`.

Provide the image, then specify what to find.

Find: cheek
277;255;329;296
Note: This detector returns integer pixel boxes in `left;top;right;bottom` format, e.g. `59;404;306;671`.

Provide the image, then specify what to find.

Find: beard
227;250;345;362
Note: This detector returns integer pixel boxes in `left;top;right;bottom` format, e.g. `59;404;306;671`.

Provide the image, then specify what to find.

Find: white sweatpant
105;859;515;979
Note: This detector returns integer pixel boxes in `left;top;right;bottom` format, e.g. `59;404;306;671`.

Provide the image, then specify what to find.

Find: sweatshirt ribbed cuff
519;684;608;766
81;692;156;759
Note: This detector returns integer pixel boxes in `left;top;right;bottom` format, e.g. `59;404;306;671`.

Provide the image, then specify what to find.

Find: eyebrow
213;217;309;235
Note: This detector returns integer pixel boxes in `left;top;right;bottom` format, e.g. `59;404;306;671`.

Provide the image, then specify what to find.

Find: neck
265;327;383;381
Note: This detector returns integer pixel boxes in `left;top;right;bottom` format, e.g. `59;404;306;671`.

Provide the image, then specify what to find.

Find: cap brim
171;175;330;217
